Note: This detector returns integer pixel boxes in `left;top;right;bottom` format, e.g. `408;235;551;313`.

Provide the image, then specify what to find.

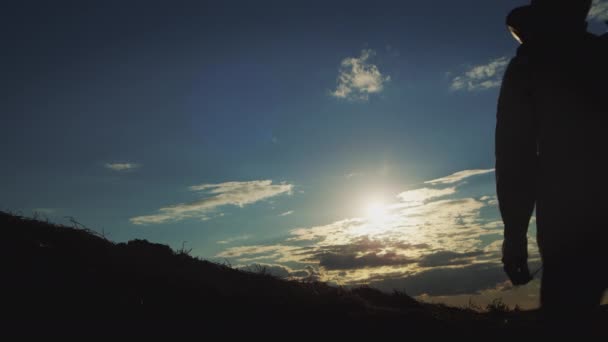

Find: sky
2;0;607;309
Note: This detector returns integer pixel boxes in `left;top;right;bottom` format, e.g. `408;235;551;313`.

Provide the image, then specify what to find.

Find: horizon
2;0;608;309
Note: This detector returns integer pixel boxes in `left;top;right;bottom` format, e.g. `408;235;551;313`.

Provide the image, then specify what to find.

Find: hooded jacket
496;31;608;260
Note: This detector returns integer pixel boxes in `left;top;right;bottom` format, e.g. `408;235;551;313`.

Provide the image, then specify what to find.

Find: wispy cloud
217;234;252;245
217;245;306;263
331;49;390;101
417;250;484;268
480;195;498;206
424;169;494;185
216;168;539;303
345;172;365;179
318;251;416;270
105;162;140;171
395;187;457;207
279;210;294;217
131;180;293;225
590;0;608;21
419;279;541;310
450;57;509;91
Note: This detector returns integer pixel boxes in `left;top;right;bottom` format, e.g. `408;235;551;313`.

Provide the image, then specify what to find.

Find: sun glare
365;201;388;223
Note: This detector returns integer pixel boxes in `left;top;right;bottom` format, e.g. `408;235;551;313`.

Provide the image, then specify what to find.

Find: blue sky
2;0;607;308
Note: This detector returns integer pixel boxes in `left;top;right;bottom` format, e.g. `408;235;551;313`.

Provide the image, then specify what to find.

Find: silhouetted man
496;0;607;323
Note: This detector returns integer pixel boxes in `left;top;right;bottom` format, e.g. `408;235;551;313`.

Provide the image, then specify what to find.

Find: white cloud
480;195;498;206
450;57;509;91
590;0;608;21
105;163;140;171
217;171;530;291
288;218;365;244
279;210;294;217
395;187;456;207
418;279;541;311
223;184;493;265
214;168;541;307
331;49;390;101
480;220;503;231
345;172;364;179
236;263;320;281
216;245;308;264
424;169;494;185
130;180;293;225
217;234;252;245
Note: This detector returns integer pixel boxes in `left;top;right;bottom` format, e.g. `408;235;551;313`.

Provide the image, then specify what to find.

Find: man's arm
495;52;538;273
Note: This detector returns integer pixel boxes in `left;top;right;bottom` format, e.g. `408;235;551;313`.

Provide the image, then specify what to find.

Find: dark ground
1;212;605;337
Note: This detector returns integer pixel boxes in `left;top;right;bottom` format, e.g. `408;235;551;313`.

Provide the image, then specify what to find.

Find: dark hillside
1;212;598;337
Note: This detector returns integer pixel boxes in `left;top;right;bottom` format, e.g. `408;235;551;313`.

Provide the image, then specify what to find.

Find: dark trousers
540;254;607;335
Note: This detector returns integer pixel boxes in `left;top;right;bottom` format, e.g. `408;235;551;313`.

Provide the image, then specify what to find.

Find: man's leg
540;257;606;332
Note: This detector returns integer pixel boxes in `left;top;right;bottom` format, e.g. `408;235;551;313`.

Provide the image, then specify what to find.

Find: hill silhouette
1;211;603;337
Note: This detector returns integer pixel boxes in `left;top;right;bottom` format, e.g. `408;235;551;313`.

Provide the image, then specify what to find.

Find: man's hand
502;238;532;285
503;260;532;285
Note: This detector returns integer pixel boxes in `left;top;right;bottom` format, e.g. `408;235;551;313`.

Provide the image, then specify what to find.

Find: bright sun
365;201;388;222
